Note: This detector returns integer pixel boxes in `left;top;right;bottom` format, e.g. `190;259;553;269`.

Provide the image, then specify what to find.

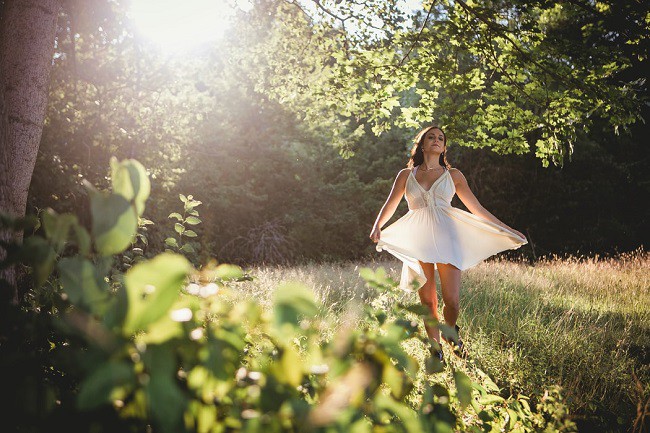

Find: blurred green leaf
454;371;473;409
183;230;197;238
21;236;57;288
273;282;318;331
214;263;243;280
111;157;150;217
426;356;445;374
123;253;192;334
400;303;431;316
77;360;135;410
174;223;184;234
168;212;183;221
72;223;91;256
281;344;303;387
478;394;506;405
58;256;109;314
165;237;178;248
439;324;458;343
90;191;138;256
143;345;187;433
358;267;375;282
383;363;408;400
41;209;77;253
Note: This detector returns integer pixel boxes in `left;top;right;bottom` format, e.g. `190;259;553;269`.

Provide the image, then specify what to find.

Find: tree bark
0;0;61;302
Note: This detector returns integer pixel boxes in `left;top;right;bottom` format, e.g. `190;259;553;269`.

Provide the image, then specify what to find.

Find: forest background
26;0;648;267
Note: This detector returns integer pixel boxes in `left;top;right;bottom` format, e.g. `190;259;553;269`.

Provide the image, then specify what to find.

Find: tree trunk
0;0;61;302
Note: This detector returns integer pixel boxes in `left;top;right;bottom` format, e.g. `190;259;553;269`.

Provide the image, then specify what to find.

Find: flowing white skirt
376;205;527;291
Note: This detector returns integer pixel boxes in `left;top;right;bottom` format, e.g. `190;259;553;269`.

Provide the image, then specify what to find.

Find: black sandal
429;341;445;363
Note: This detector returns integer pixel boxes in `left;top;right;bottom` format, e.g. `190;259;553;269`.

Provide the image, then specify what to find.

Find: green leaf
359;267;375;281
179;194;188;203
21;236;57;288
454;371;473;409
164;237;178;248
273;282;318;331
214;264;243;280
123;253;192;334
58;256;109;314
400;303;431;316
143;345;187;433
168;212;183;221
478;394;506;405
179;243;195;253
383;363;408;400
138;314;183;344
174;223;184;234
426;355;445;374
184;200;202;213
184;216;201;225
439;324;458;343
77;360;135;410
41;209;77;253
72;223;91;256
280;344;303;388
182;230;197;238
110;157;150;217
90;191;138;256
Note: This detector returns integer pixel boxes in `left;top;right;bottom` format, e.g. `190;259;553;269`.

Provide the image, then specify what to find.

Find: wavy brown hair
407;125;451;169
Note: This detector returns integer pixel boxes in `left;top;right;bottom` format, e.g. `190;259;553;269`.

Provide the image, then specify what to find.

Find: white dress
376;165;528;291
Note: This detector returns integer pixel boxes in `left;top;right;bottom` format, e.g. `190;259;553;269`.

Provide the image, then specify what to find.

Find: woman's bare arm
450;168;525;238
370;169;410;241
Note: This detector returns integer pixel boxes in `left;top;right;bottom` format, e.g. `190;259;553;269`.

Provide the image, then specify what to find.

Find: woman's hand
369;226;381;243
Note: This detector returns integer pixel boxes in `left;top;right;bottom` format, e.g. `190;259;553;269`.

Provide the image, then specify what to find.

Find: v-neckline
411;167;447;193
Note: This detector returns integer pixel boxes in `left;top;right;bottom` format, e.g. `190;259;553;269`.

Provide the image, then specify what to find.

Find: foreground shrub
0;158;576;433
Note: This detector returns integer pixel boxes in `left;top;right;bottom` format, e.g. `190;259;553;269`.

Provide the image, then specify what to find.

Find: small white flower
170;308;192;322
310;364;329;374
248;371;263;381
199;282;219;297
189;328;204;340
235;367;248;381
186;283;200;295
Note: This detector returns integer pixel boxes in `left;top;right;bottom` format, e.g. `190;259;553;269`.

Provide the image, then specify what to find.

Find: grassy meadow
237;249;649;433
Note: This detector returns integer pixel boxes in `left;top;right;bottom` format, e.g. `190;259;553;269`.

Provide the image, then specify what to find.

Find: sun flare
129;0;252;51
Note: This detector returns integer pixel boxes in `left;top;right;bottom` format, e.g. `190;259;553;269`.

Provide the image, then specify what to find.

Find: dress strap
413;166;418;176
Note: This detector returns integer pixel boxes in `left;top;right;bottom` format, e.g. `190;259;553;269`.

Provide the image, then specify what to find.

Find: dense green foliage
1;159;578;432
250;0;647;166
233;254;650;433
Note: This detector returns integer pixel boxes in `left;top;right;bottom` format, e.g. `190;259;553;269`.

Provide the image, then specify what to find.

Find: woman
369;125;527;362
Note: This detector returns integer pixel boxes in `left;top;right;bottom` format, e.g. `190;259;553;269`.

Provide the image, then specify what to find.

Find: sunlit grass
237;249;649;431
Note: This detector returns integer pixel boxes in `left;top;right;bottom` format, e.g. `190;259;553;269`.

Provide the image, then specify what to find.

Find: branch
454;0;609;102
396;0;436;67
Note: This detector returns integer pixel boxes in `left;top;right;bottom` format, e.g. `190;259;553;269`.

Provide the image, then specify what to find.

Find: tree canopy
246;0;647;166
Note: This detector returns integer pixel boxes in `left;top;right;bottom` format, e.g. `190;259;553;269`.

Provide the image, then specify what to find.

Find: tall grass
237;249;649;432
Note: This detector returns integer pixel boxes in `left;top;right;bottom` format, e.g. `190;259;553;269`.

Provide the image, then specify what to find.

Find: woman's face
421;128;445;154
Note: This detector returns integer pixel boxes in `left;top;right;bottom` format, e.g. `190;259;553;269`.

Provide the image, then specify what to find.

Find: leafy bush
0;158;577;432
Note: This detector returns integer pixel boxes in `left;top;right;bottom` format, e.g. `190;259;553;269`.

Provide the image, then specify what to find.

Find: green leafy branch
165;194;202;257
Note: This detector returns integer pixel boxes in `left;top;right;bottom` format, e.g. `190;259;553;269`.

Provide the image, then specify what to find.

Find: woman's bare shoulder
448;167;467;184
392;168;411;186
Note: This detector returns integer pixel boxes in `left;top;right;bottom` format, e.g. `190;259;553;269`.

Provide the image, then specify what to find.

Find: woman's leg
417;261;440;343
436;263;461;327
436;263;468;357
